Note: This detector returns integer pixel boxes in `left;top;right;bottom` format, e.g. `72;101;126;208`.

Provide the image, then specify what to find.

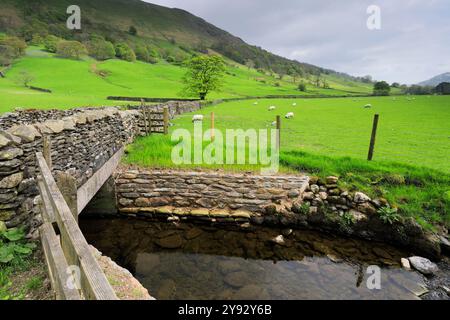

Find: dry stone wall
116;169;310;222
0;101;202;235
115;170;443;259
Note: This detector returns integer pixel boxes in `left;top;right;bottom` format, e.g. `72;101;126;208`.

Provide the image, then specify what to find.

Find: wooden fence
140;100;169;135
36;152;118;300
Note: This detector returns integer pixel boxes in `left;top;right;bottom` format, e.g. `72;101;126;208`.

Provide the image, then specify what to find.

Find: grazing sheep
285;112;294;119
268;106;276;111
271;121;277;126
364;104;372;109
253;101;259;105
192;115;204;123
292;102;297;106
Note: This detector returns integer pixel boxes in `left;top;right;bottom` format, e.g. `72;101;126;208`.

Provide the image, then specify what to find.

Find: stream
80;218;435;300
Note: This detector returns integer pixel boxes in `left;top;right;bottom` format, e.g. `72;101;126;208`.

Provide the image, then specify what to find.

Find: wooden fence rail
140;100;169;135
36;152;118;300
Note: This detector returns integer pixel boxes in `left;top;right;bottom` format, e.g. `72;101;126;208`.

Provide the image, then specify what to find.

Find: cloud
146;0;450;84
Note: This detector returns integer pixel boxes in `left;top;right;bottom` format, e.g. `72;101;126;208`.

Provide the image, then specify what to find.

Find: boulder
0;173;23;189
8;125;40;142
0;148;23;160
0;134;11;148
401;258;411;270
271;235;285;246
408;256;439;276
326;176;339;184
224;271;249;288
354;192;371;203
310;184;320;194
155;234;184;249
43;120;65;133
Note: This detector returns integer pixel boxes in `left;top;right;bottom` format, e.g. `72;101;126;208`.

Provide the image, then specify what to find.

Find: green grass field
126;96;450;173
124;96;450;229
0;47;378;113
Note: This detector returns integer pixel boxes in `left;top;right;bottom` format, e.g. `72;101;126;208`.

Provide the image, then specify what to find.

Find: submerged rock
155;234;184;249
271;235;285;246
409;256;439;276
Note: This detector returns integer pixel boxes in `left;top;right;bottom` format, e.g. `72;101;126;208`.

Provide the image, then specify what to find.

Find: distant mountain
418;72;450;86
0;0;364;82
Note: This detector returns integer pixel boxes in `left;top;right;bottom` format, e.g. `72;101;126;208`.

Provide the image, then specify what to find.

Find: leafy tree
115;43;136;62
128;26;137;36
373;81;391;96
0;45;16;66
16;70;34;87
135;45;150;62
245;59;255;70
0;36;27;57
86;39;115;60
43;35;61;53
435;82;450;95
298;81;307;92
56;40;87;60
181;55;225;100
391;82;400;88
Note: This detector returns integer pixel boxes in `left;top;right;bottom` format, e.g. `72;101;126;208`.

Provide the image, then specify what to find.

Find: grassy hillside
0;0;376;83
0;47;377;112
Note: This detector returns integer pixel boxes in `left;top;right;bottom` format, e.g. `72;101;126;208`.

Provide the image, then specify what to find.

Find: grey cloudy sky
145;0;450;84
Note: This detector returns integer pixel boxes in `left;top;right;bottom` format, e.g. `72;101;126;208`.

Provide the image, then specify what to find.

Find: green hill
0;0;374;81
0;0;385;112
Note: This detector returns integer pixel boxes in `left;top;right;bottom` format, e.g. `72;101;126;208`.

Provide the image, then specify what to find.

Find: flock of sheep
192;101;298;124
191;97;417;124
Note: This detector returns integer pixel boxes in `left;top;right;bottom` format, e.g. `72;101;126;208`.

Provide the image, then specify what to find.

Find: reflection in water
80;218;427;300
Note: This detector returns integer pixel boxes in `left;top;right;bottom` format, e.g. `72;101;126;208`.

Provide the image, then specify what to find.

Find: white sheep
285;112;294;119
292;102;297;106
271;121;277;126
268;106;276;111
253;101;259;105
192;115;204;123
364;104;372;109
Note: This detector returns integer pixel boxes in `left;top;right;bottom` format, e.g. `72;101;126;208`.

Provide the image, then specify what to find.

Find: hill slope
418;72;450;86
0;46;377;113
1;0;366;81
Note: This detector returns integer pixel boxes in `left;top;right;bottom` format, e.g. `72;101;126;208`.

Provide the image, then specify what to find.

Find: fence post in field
276;115;281;151
163;106;169;135
367;114;380;161
43;135;52;170
56;172;78;223
211;112;215;141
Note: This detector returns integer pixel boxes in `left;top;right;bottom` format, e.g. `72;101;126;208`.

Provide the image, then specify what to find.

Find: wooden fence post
163;106;169;135
367;114;380;161
56;172;78;223
43;135;52;170
141;99;148;135
211;112;215;141
276;115;281;151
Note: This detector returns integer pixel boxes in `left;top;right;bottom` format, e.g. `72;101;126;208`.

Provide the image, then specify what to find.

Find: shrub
43;35;61;53
135;45;150;62
342;212;356;226
86;39;115;60
115;43;136;62
298;81;307;92
0;36;27;57
0;228;36;265
129;26;137;36
378;206;401;224
56;40;87;59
